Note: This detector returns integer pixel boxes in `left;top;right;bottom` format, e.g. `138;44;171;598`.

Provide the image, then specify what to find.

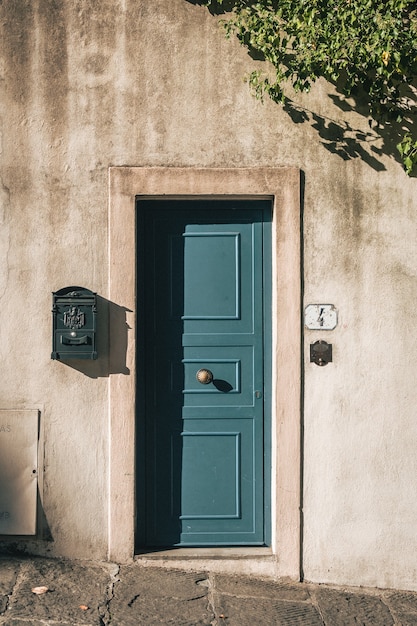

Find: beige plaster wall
0;0;416;589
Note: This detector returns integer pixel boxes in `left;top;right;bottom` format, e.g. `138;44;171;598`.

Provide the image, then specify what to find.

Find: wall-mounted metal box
51;286;97;360
0;410;38;536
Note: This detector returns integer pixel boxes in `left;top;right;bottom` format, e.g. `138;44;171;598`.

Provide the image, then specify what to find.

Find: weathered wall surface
0;0;416;589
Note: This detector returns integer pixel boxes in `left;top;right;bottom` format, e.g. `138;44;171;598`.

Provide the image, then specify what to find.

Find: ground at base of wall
0;556;417;625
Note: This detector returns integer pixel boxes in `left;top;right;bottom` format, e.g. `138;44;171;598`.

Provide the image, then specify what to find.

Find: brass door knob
196;368;213;384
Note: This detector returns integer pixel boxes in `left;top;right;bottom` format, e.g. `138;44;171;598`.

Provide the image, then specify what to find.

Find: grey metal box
0;410;38;535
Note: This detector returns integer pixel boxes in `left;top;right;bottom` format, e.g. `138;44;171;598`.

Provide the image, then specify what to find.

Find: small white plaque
305;304;337;330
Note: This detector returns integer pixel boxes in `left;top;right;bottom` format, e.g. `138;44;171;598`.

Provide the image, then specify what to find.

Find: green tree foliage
205;0;417;173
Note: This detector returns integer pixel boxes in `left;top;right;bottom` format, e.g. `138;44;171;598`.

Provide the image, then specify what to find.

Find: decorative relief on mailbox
63;306;85;329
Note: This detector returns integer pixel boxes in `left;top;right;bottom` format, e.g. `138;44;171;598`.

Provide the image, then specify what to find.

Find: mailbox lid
53;286;96;310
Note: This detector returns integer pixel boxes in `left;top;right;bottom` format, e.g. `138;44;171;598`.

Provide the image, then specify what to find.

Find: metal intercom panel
0;410;38;535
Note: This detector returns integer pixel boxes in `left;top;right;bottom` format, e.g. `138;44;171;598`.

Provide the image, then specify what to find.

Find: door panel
183;347;253;405
138;200;270;546
183;232;240;319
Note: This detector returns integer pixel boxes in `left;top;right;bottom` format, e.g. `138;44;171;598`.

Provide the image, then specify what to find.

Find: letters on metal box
51;286;97;360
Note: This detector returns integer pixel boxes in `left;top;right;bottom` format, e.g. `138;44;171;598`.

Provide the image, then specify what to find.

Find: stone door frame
108;166;301;578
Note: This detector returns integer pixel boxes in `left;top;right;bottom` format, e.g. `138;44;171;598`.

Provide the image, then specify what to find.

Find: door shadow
136;204;185;547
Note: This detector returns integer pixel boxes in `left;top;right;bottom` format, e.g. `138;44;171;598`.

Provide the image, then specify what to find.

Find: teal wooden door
137;200;270;546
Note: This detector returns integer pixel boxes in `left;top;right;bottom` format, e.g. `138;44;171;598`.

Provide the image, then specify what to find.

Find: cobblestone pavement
1;556;417;625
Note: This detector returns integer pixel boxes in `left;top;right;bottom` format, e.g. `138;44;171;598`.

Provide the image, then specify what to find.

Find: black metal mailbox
51;286;97;360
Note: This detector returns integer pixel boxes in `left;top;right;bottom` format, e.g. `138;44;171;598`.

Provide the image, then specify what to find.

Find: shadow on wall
186;0;417;175
55;295;131;379
282;97;388;173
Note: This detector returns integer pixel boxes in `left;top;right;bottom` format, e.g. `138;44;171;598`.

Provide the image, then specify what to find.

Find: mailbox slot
52;286;97;360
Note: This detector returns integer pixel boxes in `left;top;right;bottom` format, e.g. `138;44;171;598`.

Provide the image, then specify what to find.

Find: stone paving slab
1;557;417;625
384;590;417;626
110;566;214;625
212;593;323;625
213;573;310;602
0;558;20;614
313;587;394;626
212;573;321;625
0;558;111;625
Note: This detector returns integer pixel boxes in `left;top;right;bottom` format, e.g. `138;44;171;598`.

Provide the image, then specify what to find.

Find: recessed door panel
183;233;240;320
138;200;270;546
180;431;241;519
183;346;254;408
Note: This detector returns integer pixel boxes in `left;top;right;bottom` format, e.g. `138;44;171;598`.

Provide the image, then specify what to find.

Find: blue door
137;200;270;546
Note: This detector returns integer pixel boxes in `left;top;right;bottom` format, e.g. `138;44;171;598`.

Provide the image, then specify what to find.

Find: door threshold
136;546;272;559
134;547;278;578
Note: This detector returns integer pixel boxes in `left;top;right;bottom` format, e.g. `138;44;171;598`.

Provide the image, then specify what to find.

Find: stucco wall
0;0;416;589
